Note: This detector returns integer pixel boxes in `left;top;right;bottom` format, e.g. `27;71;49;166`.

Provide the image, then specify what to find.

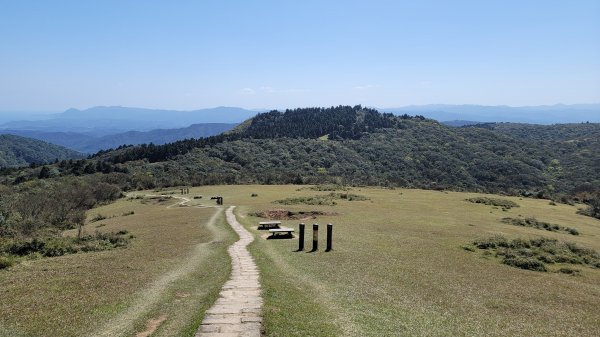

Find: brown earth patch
135;314;167;337
252;209;338;220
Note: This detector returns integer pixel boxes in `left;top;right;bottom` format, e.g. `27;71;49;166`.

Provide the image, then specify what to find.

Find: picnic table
258;221;281;230
268;227;295;238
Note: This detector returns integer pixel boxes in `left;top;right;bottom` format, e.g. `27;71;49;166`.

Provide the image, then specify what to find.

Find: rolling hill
1;123;238;153
84;106;599;199
0;134;83;168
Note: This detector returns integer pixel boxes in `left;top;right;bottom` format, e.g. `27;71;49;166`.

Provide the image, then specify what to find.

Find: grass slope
0;193;235;337
192;185;600;337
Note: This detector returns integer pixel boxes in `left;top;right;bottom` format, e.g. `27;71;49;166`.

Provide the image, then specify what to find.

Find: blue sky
1;0;599;112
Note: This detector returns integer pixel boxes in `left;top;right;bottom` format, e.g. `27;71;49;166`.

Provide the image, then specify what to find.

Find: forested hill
233;106;404;139
4;106;600;201
0;134;83;168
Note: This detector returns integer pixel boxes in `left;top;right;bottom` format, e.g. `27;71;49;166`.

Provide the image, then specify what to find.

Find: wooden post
298;223;305;251
312;223;319;251
326;223;333;252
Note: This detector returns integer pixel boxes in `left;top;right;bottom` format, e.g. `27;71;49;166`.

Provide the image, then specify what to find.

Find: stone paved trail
196;206;262;337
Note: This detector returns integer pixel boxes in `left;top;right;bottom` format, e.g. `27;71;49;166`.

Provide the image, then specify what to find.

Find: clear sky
1;0;599;112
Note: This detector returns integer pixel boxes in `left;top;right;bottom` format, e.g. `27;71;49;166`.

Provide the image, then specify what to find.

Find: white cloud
240;88;255;95
259;86;275;93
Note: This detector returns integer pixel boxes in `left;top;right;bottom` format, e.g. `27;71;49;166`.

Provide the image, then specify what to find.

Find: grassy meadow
192;185;600;337
0;193;236;337
1;184;599;336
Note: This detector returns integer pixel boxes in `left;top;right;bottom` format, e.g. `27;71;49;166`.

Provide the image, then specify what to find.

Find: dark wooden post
326;223;333;252
298;223;305;251
312;223;319;251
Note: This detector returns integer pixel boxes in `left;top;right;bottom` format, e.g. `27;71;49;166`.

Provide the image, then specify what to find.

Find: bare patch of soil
135;314;167;337
252;209;338;220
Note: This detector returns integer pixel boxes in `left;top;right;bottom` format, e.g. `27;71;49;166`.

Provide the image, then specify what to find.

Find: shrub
557;267;580;275
501;217;580;236
503;257;547;272
90;214;107;223
0;255;16;269
0;231;133;265
468;235;600;273
466;197;519;209
274;192;369;206
122;211;135;216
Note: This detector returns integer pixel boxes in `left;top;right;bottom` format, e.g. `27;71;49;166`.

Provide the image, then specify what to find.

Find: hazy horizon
2;102;600;116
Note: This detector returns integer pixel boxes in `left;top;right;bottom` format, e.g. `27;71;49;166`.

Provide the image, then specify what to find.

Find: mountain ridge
0;134;83;168
0;123;238;153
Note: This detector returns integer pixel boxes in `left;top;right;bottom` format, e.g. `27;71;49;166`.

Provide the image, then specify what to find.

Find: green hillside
84;106;599;200
2;106;599;204
0;134;83;168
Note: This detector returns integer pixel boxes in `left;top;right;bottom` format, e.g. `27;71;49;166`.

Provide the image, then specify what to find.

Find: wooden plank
268;227;294;233
259;221;281;225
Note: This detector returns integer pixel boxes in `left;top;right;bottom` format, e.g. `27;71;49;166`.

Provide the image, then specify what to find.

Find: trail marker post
326;223;333;252
312;223;319;251
298;223;305;251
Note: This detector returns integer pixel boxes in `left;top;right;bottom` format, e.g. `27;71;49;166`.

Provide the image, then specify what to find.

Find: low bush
466;197;519;210
0;231;133;260
121;211;135;216
501;217;579;235
469;235;600;273
305;184;351;191
503;257;547;272
557;267;581;275
274;192;369;206
0;255;16;269
90;214;107;223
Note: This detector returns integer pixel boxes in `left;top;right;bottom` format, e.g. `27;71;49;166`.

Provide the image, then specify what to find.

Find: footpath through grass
0;192;236;337
193;185;600;337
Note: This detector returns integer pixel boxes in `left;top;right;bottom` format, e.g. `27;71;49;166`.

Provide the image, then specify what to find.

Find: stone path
196;206;262;337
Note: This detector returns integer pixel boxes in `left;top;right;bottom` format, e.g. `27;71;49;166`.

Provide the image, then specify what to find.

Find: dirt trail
93;201;223;337
195;206;262;337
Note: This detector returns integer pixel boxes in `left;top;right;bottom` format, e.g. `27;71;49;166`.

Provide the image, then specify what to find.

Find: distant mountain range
0;106;258;136
1;104;598;155
1;123;238;153
0;134;83;168
382;104;600;124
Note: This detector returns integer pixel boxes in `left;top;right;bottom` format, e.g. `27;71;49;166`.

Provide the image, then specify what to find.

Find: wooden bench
268;227;294;237
258;221;281;230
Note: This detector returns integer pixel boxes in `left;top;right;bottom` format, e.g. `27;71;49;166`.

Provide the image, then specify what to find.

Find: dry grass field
1;185;599;337
0;193;235;337
190;185;600;337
